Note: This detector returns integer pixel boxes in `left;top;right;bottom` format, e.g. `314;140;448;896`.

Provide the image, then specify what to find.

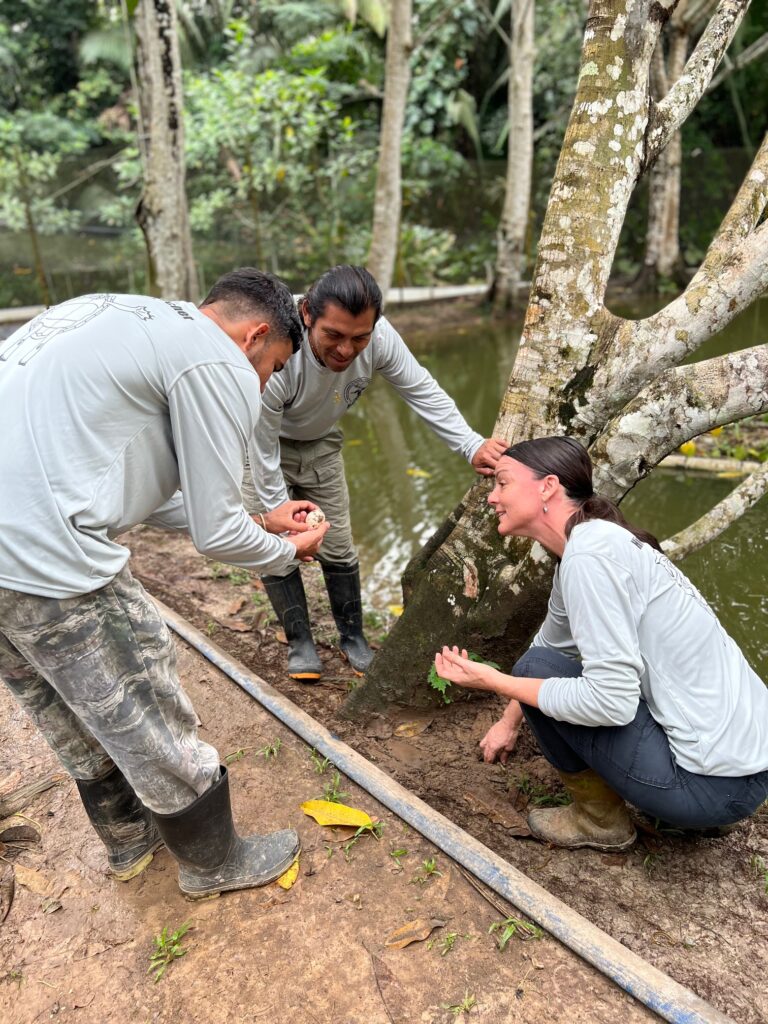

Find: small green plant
389;847;408;870
428;653;500;704
749;853;768;893
643;852;659;877
224;747;250;765
228;567;251;586
205;620;217;637
412;857;442;884
444;991;477;1016
512;772;571;808
489;916;543;950
343;820;384;861
208;561;228;579
309;748;331;774
148;922;191;982
257;739;282;760
428;931;460;956
322;771;348;804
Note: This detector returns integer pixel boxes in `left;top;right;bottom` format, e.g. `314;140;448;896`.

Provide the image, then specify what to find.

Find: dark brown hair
301;265;382;326
201;268;302;351
503;436;662;551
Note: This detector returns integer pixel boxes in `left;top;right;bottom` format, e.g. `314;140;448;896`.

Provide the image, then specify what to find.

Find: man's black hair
301;265;383;326
201;268;303;352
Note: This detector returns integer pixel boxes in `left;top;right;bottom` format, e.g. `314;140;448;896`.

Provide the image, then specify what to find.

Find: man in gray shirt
0;268;328;898
245;265;507;680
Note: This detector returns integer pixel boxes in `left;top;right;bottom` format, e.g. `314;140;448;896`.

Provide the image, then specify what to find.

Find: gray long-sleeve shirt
0;294;296;599
250;315;485;510
533;520;768;776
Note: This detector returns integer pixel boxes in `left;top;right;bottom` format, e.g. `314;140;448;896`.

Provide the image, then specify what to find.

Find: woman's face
488;457;545;537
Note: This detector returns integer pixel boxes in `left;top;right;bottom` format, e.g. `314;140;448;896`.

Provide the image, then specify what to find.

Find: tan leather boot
527;769;637;851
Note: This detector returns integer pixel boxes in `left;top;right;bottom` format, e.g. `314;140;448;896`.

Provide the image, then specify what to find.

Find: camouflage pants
0;567;219;814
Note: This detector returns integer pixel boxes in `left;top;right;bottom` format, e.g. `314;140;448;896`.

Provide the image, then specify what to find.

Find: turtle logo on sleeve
343;376;371;407
0;295;154;366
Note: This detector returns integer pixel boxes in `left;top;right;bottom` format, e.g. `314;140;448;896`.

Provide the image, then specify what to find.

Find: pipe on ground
158;599;735;1024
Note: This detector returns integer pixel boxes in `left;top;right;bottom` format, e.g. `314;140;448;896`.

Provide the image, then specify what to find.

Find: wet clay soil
1;605;655;1024
115;524;768;1024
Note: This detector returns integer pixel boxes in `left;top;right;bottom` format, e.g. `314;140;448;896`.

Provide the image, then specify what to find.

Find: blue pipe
159;600;734;1024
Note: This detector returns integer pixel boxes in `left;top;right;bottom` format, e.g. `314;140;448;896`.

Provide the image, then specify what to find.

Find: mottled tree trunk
637;6;702;290
133;0;197;299
367;0;412;299
346;0;761;716
492;0;535;312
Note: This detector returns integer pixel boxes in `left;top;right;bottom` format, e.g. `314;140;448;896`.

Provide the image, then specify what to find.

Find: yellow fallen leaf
276;856;300;890
406;468;432;479
388;604;404;617
708;426;723;436
300;800;373;829
384;918;446;949
716;471;744;479
678;441;696;457
394;718;433;738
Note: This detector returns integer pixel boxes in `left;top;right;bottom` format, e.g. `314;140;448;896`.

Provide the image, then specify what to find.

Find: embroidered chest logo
343;377;371;407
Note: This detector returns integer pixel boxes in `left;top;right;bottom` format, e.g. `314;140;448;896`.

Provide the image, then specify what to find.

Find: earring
543;503;549;514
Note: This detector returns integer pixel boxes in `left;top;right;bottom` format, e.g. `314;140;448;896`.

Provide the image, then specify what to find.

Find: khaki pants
244;428;356;576
0;567;219;814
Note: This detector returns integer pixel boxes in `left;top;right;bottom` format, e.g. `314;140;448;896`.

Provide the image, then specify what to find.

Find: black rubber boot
321;561;374;675
76;765;163;881
262;569;322;680
153;766;299;899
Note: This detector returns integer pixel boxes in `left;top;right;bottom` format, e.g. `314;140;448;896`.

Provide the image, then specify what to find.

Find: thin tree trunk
133;0;197;299
14;148;51;306
492;0;535;312
367;0;412;299
638;13;694;288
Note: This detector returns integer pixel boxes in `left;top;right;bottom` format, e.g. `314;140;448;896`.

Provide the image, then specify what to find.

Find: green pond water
342;298;768;681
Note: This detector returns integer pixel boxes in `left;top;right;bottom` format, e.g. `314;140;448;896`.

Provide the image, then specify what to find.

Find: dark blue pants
516;647;768;829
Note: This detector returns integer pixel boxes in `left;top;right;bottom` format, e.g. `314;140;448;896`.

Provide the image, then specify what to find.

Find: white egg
306;508;326;528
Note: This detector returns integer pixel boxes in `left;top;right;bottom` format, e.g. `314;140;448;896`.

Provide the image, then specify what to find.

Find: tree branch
708;29;768;90
571;131;768;437
590;342;768;500
645;0;749;166
662;461;768;561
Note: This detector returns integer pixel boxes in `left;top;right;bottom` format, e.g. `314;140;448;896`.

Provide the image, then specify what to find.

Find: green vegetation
148;922;191;982
489;916;543;950
321;770;348;804
2;1;765;303
256;739;282;760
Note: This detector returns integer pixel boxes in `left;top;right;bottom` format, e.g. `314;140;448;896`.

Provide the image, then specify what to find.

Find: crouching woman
435;437;768;851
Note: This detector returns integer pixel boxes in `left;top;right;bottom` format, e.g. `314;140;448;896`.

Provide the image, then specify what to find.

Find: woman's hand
479;717;521;764
434;646;499;693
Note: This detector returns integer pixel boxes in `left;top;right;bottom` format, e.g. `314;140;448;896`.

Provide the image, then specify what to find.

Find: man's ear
244;321;270;354
300;299;311;329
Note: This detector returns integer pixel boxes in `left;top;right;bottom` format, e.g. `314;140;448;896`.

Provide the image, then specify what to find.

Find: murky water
344;298;768;680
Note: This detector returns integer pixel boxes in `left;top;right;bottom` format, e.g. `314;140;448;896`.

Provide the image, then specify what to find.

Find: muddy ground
2;637;656;1024
113;523;768;1024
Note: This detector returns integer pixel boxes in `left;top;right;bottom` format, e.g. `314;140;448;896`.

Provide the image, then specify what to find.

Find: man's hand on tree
260;500;318;534
471;437;508;476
